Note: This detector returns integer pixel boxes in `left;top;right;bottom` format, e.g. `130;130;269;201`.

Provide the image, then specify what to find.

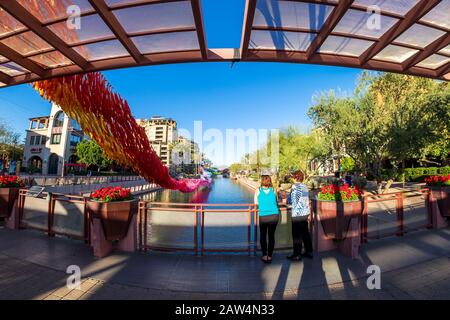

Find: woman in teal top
254;175;280;263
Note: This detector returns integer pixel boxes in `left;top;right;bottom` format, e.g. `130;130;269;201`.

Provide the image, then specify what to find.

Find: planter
87;199;138;241
317;199;363;241
0;187;21;218
428;186;450;217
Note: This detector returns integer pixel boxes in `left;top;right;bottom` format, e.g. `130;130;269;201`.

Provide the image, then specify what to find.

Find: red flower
318;183;360;202
90;186;133;202
425;174;450;187
0;176;26;188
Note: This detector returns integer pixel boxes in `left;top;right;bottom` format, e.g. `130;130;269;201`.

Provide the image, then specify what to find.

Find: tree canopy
231;72;450;182
76;140;112;171
0;120;23;162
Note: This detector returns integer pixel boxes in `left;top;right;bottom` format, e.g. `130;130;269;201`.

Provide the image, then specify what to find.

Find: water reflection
140;176;253;204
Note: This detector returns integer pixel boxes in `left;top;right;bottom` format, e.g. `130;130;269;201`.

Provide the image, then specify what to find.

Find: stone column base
313;213;361;259
90;214;138;258
5;199;20;230
117;214;138;253
430;195;448;229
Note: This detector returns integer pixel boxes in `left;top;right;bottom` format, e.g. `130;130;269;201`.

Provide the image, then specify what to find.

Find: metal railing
19;174;142;187
13;188;439;255
17;189;90;242
138;202;267;256
137;202;295;255
361;189;433;243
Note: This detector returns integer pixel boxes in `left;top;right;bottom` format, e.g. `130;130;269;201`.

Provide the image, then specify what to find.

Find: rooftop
0;0;449;88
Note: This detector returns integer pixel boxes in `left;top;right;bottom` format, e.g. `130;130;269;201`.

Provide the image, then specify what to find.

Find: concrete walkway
0;227;449;300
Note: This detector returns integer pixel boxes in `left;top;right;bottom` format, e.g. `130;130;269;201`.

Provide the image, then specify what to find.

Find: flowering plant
318;183;361;202
424;175;450;187
0;176;25;188
90;186;133;202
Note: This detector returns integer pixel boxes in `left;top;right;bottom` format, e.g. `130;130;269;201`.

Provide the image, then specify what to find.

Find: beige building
23;104;85;175
137;116;177;166
170;135;202;175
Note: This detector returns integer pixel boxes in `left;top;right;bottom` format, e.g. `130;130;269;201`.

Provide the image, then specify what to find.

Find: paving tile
63;289;86;300
43;294;62;300
79;278;100;292
51;285;73;298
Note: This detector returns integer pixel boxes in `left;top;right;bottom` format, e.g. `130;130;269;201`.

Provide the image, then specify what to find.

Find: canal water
140;176;254;204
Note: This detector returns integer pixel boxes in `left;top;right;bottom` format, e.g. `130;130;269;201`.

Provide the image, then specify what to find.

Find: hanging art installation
33;73;207;193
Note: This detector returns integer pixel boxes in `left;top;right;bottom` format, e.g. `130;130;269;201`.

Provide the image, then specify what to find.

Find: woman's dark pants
291;218;313;256
259;215;279;257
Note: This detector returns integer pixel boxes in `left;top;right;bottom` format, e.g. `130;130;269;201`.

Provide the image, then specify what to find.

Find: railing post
426;189;433;229
47;192;55;237
396;192;404;237
201;206;205;257
194;205;198;256
18;190;26;227
247;205;251;256
83;197;89;244
138;202;142;251
362;196;369;243
253;205;258;257
144;202;148;252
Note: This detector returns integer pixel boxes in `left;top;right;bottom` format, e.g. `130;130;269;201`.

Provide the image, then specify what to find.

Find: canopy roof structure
0;0;449;88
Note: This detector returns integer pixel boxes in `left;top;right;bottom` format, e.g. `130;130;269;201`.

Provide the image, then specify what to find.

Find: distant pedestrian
287;171;313;261
254;175;280;264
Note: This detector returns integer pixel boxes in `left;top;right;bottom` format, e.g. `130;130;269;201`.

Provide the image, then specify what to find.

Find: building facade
22;104;85;175
170;136;202;175
137;116;177;166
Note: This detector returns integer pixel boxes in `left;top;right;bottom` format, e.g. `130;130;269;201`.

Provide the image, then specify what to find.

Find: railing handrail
142;202;256;207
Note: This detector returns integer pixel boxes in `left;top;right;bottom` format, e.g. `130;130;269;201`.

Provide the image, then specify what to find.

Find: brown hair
260;175;273;188
293;170;304;182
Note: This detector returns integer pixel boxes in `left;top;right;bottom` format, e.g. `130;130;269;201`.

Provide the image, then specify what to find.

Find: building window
70;118;81;131
38;121;46;129
41;136;47;145
35;136;41;145
51;134;61;144
53;111;64;128
30;120;37;129
70;134;81;146
30;136;35;145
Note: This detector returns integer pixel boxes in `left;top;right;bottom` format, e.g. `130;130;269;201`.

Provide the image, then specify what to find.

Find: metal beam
88;0;143;63
0;43;46;76
2;47;450;89
306;0;353;60
0;71;12;85
190;0;208;60
245;49;444;80
0;0;90;69
360;0;441;65
403;34;450;70
437;62;450;78
240;0;257;59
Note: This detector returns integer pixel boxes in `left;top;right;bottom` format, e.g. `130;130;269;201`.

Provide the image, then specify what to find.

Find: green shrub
423;167;438;175
438;167;450;175
386;166;450;182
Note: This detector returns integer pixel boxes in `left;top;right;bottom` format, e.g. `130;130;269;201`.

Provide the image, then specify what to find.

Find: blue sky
0;0;363;166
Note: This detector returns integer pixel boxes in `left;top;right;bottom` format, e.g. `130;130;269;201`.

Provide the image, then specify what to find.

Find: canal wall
237;177;259;191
